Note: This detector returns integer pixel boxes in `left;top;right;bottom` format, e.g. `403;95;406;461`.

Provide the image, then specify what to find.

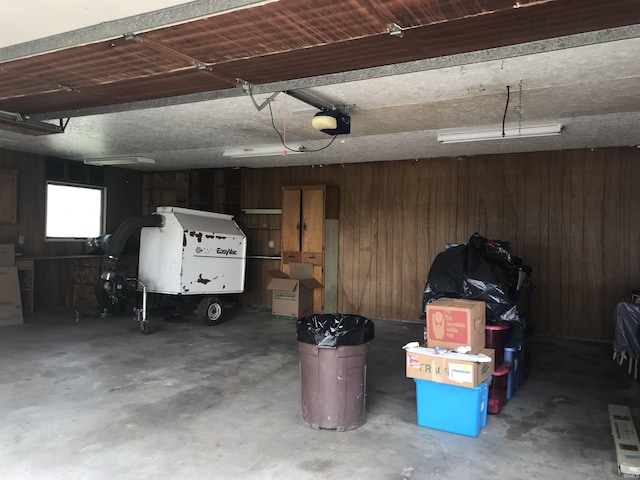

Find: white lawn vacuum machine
95;206;247;333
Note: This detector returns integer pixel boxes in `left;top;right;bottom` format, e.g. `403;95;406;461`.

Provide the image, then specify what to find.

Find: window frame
45;180;107;242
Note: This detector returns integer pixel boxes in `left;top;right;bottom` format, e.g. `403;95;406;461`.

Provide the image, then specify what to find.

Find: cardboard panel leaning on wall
0;266;24;326
0;244;15;266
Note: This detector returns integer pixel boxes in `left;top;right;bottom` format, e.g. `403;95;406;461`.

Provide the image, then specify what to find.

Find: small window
46;182;106;240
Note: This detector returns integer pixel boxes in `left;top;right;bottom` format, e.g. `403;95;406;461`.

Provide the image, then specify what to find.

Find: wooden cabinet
281;185;339;313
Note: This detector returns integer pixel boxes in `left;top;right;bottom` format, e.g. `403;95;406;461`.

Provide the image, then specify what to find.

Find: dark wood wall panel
0;149;143;312
6;145;637;335
241;146;640;341
546;151;563;336
583;151;604;339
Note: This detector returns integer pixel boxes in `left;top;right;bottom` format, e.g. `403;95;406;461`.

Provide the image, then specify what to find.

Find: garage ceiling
0;0;639;170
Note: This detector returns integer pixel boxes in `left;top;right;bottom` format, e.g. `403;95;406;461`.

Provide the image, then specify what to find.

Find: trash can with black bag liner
296;313;375;431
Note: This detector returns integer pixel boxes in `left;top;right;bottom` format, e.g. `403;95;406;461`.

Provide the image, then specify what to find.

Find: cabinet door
301;188;324;253
281;189;301;252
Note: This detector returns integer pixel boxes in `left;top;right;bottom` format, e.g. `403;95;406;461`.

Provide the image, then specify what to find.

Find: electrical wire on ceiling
266;100;338;153
502;85;510;137
244;82;340;153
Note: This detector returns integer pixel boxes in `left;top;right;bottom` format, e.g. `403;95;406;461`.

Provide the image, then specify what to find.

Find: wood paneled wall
0;149;144;310
142;169;241;215
241;147;640;341
3;146;637;338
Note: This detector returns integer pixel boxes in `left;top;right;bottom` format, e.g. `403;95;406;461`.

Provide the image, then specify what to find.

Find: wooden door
301;188;324;253
281;189;301;252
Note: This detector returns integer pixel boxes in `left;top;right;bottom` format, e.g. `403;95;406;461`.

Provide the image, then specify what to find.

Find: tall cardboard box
0;244;15;266
267;263;323;320
426;298;486;353
0;266;24;326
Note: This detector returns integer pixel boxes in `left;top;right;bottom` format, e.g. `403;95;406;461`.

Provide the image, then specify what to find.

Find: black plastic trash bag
422;233;526;323
297;314;375;347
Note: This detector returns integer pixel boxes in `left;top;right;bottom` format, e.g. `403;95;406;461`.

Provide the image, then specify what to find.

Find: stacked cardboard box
0;244;23;327
405;298;495;437
407;298;495;388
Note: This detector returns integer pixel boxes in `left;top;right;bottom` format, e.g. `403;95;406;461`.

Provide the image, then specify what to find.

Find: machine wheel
139;320;150;335
197;296;224;325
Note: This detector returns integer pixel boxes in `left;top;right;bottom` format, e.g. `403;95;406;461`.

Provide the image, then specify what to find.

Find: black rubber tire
197;296;224;325
139;320;150;335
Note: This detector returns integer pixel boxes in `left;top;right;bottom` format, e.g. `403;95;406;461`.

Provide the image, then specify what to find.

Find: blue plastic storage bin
504;346;521;399
414;378;490;437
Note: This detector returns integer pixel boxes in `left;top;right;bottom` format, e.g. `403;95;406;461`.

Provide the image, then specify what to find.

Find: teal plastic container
414;378;490;437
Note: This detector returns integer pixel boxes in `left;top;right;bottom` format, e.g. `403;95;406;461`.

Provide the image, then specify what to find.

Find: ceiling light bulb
312;115;337;131
312;110;351;135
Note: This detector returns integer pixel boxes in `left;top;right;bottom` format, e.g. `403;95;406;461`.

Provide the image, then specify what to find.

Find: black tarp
612;301;640;380
612;302;640;358
422;233;529;323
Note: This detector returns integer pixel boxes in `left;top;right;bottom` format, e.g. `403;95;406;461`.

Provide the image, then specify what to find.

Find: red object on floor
488;362;512;415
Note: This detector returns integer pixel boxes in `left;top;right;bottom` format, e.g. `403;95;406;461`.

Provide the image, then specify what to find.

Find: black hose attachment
96;214;163;311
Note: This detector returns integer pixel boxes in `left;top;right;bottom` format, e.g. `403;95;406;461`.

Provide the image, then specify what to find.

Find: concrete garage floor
0;307;638;480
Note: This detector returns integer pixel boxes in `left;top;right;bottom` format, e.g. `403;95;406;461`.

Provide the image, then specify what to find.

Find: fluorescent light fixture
437;124;563;144
84;156;155;166
223;145;303;159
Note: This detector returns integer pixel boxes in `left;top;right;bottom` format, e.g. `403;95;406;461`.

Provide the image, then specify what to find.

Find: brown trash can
298;341;369;431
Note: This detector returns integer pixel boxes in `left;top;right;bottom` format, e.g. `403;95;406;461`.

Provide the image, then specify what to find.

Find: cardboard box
609;404;640;477
267;262;323;320
0;266;24;326
426;298;486;353
0;244;15;266
405;345;495;388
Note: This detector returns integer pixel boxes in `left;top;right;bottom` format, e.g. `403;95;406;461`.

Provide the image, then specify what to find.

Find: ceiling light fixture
84;156;156;166
222;145;303;159
437;124;563;144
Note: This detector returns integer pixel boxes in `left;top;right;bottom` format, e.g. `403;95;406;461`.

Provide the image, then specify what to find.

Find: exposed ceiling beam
0;0;276;62
29;26;640;121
